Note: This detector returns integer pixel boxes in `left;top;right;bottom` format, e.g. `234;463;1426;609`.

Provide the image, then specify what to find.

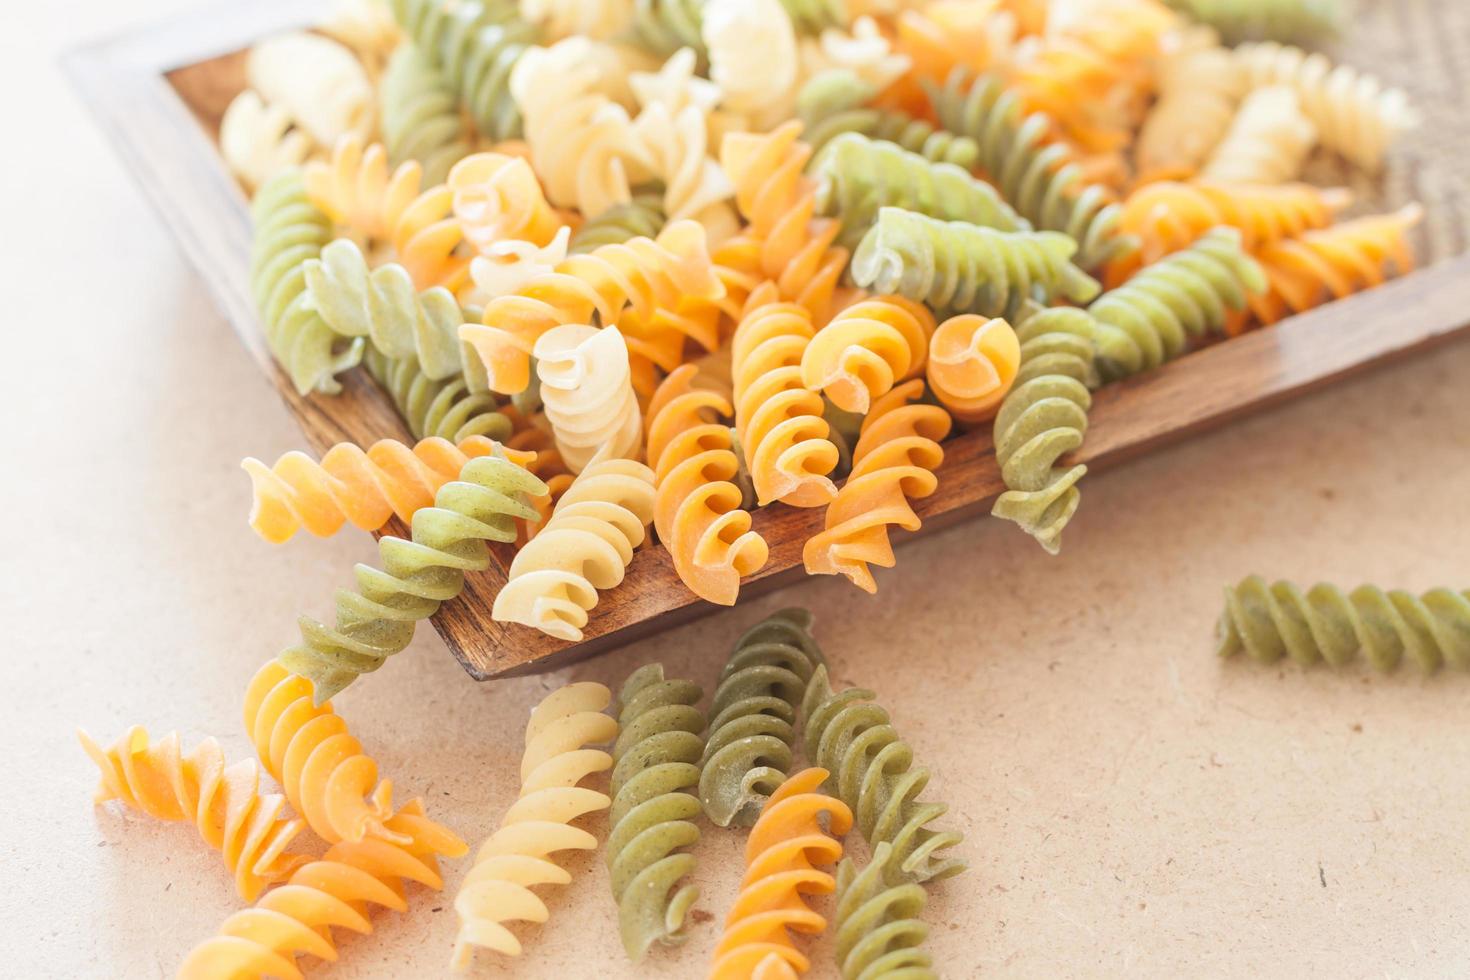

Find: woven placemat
1308;0;1470;261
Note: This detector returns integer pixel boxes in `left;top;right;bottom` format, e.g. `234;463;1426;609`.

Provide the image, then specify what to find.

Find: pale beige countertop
5;2;1469;978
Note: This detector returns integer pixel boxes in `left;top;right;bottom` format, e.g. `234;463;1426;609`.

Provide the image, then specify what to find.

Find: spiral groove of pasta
892;0;1019;93
534;325;645;473
380;42;475;185
646;364;769;606
607;663;708;960
447;151;563;255
852;206;1101;319
720;121;851;323
930;69;1136;270
493;454;656;641
1199;85;1317;185
1218;576;1470;672
388;0;536;141
1087;226;1265;381
460;218;725;395
178;799;468;980
813;132;1028;250
1163;0;1341;45
451;682;619;968
803;380;952;592
79;726;309;902
709;768;853;979
801;664;965;883
281;452;546;701
305;135;471;292
1240;205;1422;328
925;314;1021;424
990;308;1102;555
630;0;709;59
250;170;364;396
700;609;826;827
801;294;934;415
797;69;982;169
732;283;843;508
570;194;666;254
362;348;509;447
241;434;532;543
221;90;318;193
833;840;935;980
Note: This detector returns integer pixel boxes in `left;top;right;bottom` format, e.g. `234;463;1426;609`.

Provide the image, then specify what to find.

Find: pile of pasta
233;0;1422;676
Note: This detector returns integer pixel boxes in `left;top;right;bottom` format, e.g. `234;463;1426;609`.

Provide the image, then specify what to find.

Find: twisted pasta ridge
801;664;965;883
79;727;308;902
632;100;736;223
720;120;851;323
813;132;1028;250
1218;577;1470;672
535;324;645;473
731;283;842;508
1087;226;1265;381
710;768;853;979
364;345;513;443
1163;0;1340;44
892;1;1019;89
796;69;982;169
1200;85;1316;185
1136;27;1245;181
493;454;656;641
700;609;826;827
461;218;724;394
388;0;536;141
246;30;375;147
380;42;475;185
451;682;618;968
447;151;563;255
989;307;1102;555
629;0;708;59
802;293;935;415
1241;205;1421;328
242;434;529;543
1233;42;1416;172
851;206;1100;319
833;841;935;980
250;170;363;396
780;0;848;34
571;194;666;253
179;799;468;980
803;380;951;592
930;68;1136;271
282;453;546;701
607;663;708;960
646;364;768;606
221;90;317;193
925;313;1021;424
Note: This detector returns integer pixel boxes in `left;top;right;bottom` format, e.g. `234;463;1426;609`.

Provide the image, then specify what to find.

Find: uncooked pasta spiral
178;799;467;980
851;206;1101;319
78;726;308;901
924;314;1021;424
1232;42;1417;172
1136;27;1246;181
732;283;842;508
700;608;826;827
1241;205;1421;327
319;0;403;78
797;69;981;168
520;0;635;39
571;194;666;253
1218;576;1470;672
990;307;1102;555
250;170;363;396
448;151;564;255
781;0;848;34
534;325;644;473
221;90;317;193
281;452;546;701
833;841;935;980
930;69;1135;271
492;454;656;641
380;43;474;185
606;663;707;960
709;767;853;979
451;682;619;968
1200;86;1316;185
646;364;768;605
893;1;1019;88
801;293;935;415
388;0;537;141
803;380;951;592
631;100;734;222
1087;226;1265;381
1163;0;1340;44
242;434;526;543
812;132;1028;250
461;218;723;394
801;664;965;883
704;0;801;129
246;31;375;146
364;346;513;443
629;0;708;59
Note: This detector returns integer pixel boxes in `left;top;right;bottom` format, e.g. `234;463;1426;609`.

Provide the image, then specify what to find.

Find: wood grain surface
64;0;1470;679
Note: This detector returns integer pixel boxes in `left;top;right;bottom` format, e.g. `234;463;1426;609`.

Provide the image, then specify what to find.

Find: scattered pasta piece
1200;85;1317;185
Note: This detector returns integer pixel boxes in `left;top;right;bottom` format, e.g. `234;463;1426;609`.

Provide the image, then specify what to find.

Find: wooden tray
65;0;1470;680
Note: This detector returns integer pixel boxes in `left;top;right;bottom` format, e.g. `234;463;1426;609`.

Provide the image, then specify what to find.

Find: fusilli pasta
380;43;475;186
801;294;934;414
364;346;513;443
247;32;376;146
1163;0;1341;44
924;312;1021;424
833;840;935;980
221;90;317;193
534;324;644;472
1200;85;1317;185
796;69;981;168
1136;26;1245;181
